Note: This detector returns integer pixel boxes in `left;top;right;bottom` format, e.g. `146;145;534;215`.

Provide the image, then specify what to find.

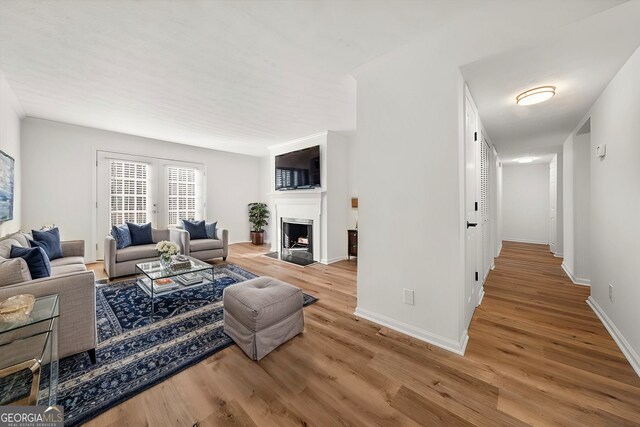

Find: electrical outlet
609;284;614;301
403;288;414;306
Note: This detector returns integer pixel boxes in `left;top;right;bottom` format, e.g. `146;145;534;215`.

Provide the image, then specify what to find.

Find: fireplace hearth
266;217;314;266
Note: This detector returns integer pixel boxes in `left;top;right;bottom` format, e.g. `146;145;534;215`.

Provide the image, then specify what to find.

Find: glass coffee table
135;256;214;318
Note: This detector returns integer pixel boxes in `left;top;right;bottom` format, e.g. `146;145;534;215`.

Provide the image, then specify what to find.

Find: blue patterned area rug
43;264;315;426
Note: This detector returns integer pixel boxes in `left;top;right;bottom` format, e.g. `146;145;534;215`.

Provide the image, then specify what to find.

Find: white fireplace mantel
270;192;323;262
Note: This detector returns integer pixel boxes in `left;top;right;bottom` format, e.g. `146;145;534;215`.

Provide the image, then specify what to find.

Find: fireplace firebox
266;217;314;266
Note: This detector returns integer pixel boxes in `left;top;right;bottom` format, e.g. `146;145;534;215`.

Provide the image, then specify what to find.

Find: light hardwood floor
85;241;640;426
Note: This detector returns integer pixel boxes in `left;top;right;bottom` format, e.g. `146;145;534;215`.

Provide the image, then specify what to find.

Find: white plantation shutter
481;140;489;219
167;166;202;226
109;160;149;226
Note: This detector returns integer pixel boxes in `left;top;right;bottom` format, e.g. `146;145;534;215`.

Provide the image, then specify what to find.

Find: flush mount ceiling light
516;86;556;105
517;157;536;163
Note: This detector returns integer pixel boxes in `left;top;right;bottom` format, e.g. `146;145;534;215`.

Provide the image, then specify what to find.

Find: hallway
466;241;640;425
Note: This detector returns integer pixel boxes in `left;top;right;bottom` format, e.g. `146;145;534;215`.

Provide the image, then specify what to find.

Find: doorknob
466;221;478;228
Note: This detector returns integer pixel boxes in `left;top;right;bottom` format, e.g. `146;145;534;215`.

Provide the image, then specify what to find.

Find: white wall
326;131;350;263
549;155;558;252
563;137;575;273
354;53;468;352
556;152;563;256
581;47;640;375
346;132;358;230
573;132;591;281
562;129;591;284
502;164;550;244
21;118;262;261
0;73;24;236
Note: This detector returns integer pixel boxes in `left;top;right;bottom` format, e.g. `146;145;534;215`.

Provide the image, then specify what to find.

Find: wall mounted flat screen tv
0;150;15;222
275;145;321;190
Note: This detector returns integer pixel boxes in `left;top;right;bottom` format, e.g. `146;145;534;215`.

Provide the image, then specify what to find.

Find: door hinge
96;243;98;251
475;202;478;211
475;272;479;281
96;201;98;208
474;132;477;141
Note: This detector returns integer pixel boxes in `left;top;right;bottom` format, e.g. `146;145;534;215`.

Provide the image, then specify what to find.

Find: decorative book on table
139;277;179;293
176;273;203;286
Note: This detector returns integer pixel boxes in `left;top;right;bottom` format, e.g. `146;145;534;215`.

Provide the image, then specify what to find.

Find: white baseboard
477;289;485;306
503;238;549;245
561;262;591;286
496;243;502;257
587;297;640;378
354;307;468;355
229;239;252;245
554;253;564;258
325;256;348;265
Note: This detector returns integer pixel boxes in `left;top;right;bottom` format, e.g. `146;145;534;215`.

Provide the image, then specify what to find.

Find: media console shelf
348;229;358;260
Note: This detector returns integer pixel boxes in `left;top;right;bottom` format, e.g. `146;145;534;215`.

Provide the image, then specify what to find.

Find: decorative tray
0;294;36;322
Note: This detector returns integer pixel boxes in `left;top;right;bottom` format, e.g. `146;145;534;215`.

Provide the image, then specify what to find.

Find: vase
160;254;172;268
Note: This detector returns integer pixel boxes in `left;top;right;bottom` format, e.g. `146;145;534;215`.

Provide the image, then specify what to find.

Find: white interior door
464;92;480;325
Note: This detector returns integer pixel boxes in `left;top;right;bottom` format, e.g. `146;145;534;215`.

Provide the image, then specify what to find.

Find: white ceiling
1;1;637;157
461;1;640;164
0;0;473;156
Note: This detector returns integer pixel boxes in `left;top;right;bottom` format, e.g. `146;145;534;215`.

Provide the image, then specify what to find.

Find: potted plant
248;202;269;245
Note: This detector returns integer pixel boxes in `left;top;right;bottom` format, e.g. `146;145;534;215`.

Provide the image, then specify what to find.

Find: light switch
403;288;414;305
596;144;606;158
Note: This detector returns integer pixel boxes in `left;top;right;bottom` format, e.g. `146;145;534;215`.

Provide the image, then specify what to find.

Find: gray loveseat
0;232;97;361
104;228;169;278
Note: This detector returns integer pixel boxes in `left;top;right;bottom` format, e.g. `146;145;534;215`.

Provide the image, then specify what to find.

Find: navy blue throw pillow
126;222;153;246
111;224;132;250
182;219;208;240
31;227;63;260
10;245;52;279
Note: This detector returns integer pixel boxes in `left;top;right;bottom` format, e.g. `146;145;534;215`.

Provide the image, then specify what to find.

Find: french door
96;151;205;259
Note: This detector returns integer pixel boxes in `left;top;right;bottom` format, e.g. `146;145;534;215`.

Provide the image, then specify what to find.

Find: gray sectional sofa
0;232;97;361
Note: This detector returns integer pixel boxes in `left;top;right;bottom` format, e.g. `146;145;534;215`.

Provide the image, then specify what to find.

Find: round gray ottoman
223;276;304;361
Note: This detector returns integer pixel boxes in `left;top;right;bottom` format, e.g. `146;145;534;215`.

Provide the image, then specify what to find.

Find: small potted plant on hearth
248;202;269;245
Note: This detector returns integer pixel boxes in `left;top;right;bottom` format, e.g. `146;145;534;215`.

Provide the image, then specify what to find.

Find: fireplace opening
266;217;315;266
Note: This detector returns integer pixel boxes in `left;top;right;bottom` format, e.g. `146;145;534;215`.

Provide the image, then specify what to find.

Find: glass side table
0;294;59;406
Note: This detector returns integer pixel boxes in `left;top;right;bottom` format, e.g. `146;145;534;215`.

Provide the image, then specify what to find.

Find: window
109;160;149;226
167;166;200;226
